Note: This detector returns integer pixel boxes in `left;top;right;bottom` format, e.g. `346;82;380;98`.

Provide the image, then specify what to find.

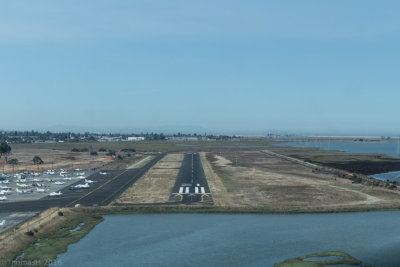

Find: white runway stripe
186;187;190;194
179;187;183;194
201;187;205;194
195;187;199;194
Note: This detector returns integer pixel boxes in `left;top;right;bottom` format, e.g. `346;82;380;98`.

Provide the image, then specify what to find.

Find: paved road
0;155;164;212
170;153;212;204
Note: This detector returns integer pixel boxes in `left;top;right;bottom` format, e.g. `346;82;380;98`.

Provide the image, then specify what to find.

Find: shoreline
3;205;400;267
3;141;400;266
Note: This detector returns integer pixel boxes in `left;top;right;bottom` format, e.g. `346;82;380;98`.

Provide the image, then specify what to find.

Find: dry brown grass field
0;145;152;173
1;147;111;172
204;150;400;211
114;153;184;204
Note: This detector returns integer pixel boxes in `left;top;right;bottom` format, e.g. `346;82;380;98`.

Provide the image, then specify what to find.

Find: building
127;137;145;141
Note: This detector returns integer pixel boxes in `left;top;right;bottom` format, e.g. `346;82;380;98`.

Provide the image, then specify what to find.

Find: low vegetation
270;146;400;175
274;251;362;267
71;148;89;152
3;209;103;267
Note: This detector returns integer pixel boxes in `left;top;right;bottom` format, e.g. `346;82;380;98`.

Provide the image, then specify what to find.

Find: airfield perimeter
2;140;400;212
3;140;400;265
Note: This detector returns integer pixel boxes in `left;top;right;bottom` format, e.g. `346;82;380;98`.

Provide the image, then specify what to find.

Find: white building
127;137;145;141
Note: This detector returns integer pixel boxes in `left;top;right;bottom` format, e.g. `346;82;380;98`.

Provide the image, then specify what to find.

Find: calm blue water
371;171;400;182
56;212;400;267
276;141;400;159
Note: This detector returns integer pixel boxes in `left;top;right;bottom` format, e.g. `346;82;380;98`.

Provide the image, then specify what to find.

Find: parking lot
0;169;95;203
0;155;164;233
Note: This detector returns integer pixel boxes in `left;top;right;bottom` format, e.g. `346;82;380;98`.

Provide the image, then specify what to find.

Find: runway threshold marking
64;169;130;207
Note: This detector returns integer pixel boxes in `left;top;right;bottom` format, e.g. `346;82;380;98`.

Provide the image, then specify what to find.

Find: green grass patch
12;213;103;267
274;251;362;267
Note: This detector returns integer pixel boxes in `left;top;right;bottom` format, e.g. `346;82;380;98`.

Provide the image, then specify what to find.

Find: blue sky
1;0;400;135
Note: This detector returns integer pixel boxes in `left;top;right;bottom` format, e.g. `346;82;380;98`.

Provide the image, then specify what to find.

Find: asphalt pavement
0;155;164;212
170;153;213;204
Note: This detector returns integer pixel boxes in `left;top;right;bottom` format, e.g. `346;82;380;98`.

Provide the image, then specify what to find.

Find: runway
0;154;164;212
170;153;212;204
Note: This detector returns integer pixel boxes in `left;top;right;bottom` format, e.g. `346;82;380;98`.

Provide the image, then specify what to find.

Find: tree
8;158;18;164
106;150;116;156
33;156;44;170
0;142;11;174
0;142;11;161
7;158;18;173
